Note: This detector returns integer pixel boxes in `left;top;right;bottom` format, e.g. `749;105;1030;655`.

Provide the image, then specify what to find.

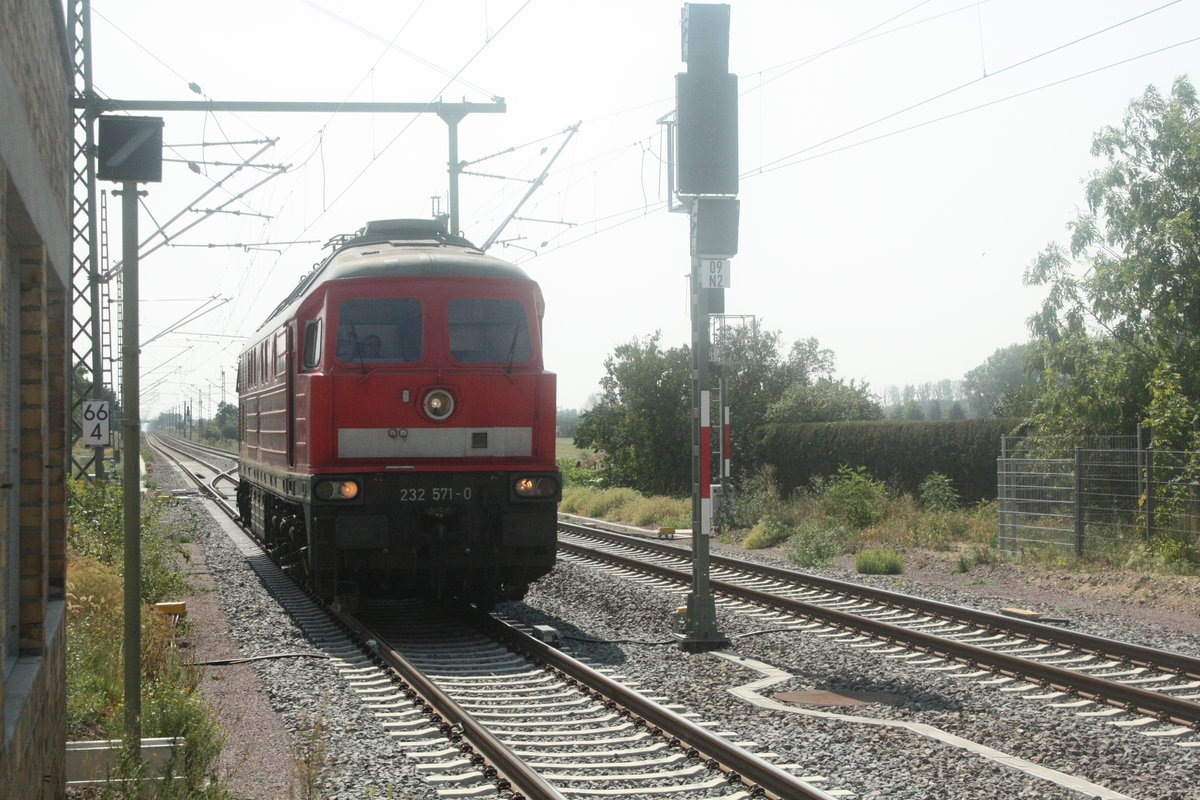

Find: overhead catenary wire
513;28;1200;265
89;1;1198;418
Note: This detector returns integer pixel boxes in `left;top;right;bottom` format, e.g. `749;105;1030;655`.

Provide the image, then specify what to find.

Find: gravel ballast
152;462;439;800
503;558;1199;799
155;456;1198;799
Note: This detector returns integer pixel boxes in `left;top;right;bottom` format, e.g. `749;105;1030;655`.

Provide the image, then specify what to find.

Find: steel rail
561;522;1200;681
331;612;570;800
474;610;839;800
155;434;238;461
558;537;1200;731
146;434;240;517
149;434;568;799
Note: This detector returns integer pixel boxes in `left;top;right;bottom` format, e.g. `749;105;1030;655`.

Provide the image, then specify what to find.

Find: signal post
673;3;738;652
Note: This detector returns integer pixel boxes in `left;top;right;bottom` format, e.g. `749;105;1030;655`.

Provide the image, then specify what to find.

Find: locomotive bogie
238;465;557;600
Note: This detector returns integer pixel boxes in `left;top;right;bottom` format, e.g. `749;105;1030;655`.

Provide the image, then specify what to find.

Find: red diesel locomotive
236;219;560;606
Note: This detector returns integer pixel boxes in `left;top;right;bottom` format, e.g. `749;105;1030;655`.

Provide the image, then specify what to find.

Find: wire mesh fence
997;431;1200;562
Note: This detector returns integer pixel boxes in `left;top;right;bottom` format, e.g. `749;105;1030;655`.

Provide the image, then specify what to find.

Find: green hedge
754;419;1023;503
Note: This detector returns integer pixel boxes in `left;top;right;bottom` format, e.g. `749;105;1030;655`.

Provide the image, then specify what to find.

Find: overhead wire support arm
72;97;507;238
459;169;536;182
76;98;507;116
514;216;575;227
480;121;581;252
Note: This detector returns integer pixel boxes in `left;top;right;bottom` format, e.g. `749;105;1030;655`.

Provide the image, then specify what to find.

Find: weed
786;520;849;567
968;543;997;566
67;478;191;604
821;466;888;529
560;486;689;529
579;487;641;518
950;543;997;574
856;548;905;574
556;456;602;488
724;465;783;528
292;704;337;800
919;472;959;512
66;468;234;798
743;516;792;549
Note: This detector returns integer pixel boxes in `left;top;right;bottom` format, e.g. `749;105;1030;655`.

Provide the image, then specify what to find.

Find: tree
1024;77;1200;448
901;400;925;421
962;343;1038;418
763;378;883;424
713;329;836;478
574;333;692;495
713;326;792;452
213;401;238;440
556;408;582;438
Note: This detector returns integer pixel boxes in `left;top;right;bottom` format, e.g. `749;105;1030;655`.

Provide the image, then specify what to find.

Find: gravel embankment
503;559;1200;799
152;462;440;800
157;456;1199;799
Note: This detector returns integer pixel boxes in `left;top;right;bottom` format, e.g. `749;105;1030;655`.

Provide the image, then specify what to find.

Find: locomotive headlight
315;479;360;500
423;389;455;420
514;475;560;498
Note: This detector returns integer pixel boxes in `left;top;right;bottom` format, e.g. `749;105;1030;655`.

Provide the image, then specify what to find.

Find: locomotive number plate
397;487;473;502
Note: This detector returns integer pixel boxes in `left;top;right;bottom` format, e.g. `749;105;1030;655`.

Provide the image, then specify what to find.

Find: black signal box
682;4;730;72
693;197;739;257
676;71;738;196
97;116;164;183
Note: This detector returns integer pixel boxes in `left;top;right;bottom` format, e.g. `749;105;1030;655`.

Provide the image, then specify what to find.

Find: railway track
148;435;846;799
557;521;1200;745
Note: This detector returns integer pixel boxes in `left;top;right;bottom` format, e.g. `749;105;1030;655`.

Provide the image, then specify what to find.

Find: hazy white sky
86;0;1200;417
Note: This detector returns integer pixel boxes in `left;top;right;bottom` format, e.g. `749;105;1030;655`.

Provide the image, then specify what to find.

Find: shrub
557;456;602;488
786;520;849;567
856;548;904;574
919;472;959;512
821;466;888;529
725;465;783;528
743;516;792;549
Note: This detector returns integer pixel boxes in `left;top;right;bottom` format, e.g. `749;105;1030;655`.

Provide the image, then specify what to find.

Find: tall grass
856;548;905;574
560;468;997;574
560;485;690;528
66;478;233;797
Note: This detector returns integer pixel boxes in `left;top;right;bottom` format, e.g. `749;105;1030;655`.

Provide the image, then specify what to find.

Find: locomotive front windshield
336;297;422;362
448;298;532;363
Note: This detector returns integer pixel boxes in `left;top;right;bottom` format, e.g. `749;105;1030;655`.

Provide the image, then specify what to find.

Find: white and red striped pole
723;404;731;480
700;390;712;537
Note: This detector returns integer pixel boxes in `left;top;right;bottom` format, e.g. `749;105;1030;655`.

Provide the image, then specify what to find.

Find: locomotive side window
336;298;422;362
448;298;532;363
302;320;322;370
274;329;288;374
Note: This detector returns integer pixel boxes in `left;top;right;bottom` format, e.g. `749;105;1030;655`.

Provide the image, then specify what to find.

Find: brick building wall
0;0;73;797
